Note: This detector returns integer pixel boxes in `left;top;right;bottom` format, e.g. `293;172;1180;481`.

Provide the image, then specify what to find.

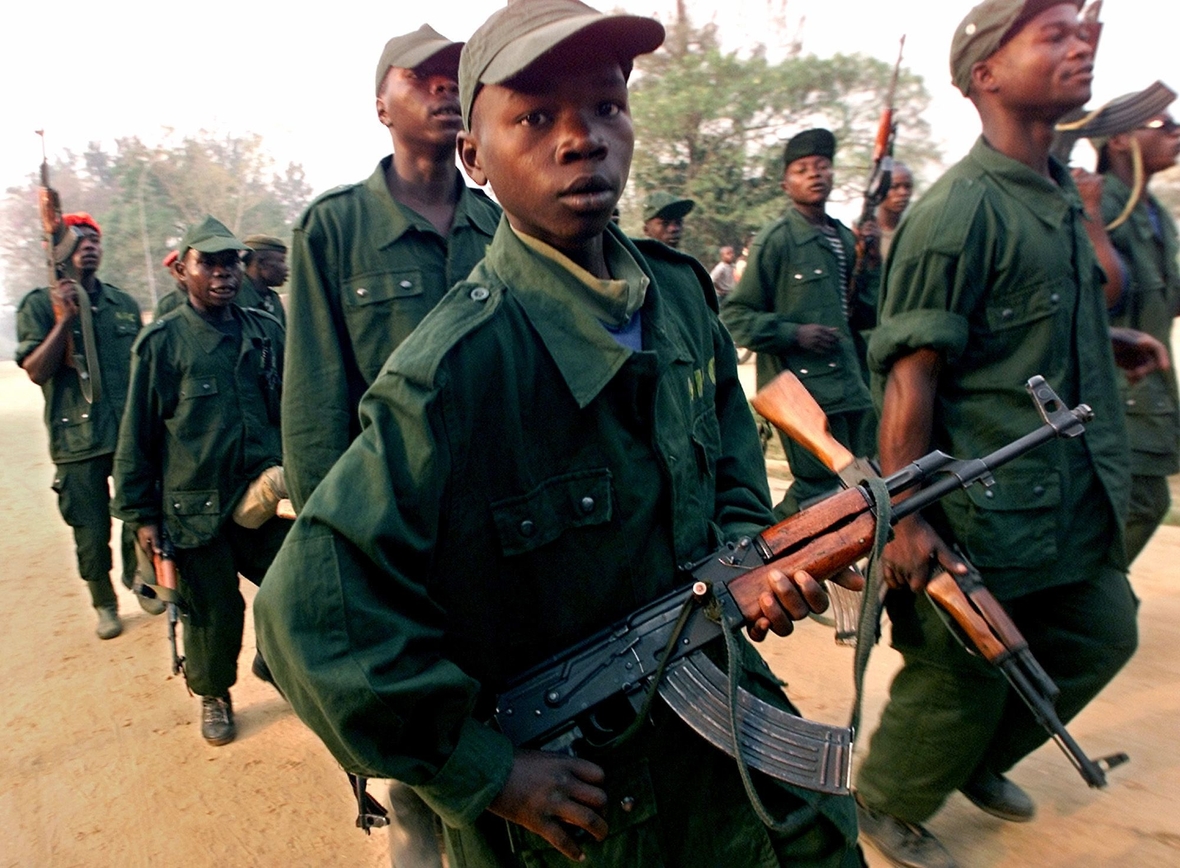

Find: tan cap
950;0;1083;96
242;234;288;253
375;24;462;95
459;0;664;128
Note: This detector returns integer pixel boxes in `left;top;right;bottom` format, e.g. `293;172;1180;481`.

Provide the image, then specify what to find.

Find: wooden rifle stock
751;372;856;474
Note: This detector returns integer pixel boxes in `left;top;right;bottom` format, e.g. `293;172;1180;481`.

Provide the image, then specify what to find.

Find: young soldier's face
377;61;463;146
882;166;913;215
1135;115;1180;174
983;4;1094;117
461;57;633;255
253;250;289;288
782;155;833;208
180;250;241;314
70;228;102;274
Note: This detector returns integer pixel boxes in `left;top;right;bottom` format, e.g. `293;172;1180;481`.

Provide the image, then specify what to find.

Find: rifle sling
76;289;101;404
849;475;892;735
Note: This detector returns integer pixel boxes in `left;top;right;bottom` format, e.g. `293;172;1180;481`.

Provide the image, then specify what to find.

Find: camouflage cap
950;0;1083;96
783;128;836;170
242;234;288;253
375;24;463;95
179;216;249;258
459;0;665;128
642;191;695;222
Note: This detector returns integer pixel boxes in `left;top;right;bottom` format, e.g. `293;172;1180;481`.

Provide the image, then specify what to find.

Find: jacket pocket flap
180;376;219;399
492;469;612;556
343;270;425;306
962;468;1060;511
166;490;220;516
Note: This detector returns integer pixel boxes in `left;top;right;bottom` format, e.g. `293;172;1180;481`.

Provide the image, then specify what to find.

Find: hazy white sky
1;0;1173;199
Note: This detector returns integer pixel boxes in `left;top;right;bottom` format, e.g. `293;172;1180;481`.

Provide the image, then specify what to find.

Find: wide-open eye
598;101;623;118
519;110;552;128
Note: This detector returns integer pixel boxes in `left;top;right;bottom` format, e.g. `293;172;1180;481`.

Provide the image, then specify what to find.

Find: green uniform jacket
1102;174;1180;476
15;281;142;463
868;138;1129;598
720;208;873;412
281;159;501;510
154;288;186;320
236;274;287;329
112;303;284;549
254;221;855;848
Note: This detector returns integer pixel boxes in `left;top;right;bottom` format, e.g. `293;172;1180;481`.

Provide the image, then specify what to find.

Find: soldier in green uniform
155;250;187;320
255;1;863;865
640;191;694;249
1077;84;1180;563
16;212;144;639
853;3;1142;866
238;234;289;327
113;216;288;746
721;129;876;515
281;23;501;512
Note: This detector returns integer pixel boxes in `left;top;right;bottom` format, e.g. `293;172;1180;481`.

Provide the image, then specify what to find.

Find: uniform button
1126;398;1136;407
799;368;809;374
1001;308;1014;319
828;361;837;368
985;489;995;499
470;287;490;301
355;287;368;297
813;268;823;275
793;273;803;280
1049;293;1060;303
61;417;69;422
173;502;181;509
204;500;212;508
1033;485;1045;497
81;413;89;419
80;370;89;380
580;496;595;514
519;520;535;537
399;280;412;288
619;796;636;813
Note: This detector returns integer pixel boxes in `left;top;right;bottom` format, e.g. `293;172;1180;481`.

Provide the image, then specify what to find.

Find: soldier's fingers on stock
830;565;866;592
758;590;797;636
746;617;772;642
767;568;817;618
788;569;830;613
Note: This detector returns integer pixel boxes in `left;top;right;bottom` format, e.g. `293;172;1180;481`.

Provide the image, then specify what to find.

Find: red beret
63;212;101;237
162;250;179;268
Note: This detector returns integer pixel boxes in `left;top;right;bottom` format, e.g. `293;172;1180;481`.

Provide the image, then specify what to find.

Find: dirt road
2;357;1178;867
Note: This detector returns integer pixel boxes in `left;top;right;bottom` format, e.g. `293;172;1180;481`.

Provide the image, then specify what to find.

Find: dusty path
2;357;1178;867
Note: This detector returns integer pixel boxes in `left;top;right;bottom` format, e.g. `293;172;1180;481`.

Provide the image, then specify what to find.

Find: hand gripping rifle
757;372;1129;788
35;130;101;404
848;36;905;300
494;372;1099;798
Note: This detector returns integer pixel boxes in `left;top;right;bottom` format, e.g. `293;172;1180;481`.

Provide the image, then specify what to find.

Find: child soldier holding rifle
255;1;863;864
113;217;288;747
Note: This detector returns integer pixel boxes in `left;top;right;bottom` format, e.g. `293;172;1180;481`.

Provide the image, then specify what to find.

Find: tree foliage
0;132;312;310
625;13;940;267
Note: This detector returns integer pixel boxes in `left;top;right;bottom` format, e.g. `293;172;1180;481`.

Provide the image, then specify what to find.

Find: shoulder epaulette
296;182;363;227
384;272;504;386
912;177;988;257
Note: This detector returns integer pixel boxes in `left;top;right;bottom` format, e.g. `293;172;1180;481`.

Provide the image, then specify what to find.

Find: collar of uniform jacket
177;301;246;354
364;157;499;247
483;218;694;409
969;136;1080;229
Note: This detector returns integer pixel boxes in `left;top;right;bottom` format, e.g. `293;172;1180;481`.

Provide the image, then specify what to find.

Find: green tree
1;132;312;311
626;12;939;268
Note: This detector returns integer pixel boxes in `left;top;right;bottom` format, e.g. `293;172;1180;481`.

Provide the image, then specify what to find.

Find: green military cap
242;234;288;253
179;216;249;258
950;0;1083;96
783;128;836;169
459;0;665;128
375;24;463;95
642;191;695;222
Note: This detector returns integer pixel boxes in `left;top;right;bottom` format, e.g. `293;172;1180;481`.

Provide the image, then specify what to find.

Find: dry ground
3;358;1178;868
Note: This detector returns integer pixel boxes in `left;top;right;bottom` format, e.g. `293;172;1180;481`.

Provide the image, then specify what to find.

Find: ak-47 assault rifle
146;528;186;679
753;372;1129;790
494;372;1127;798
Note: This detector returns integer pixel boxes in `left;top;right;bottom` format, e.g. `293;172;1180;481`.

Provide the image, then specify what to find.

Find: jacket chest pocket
782;264;841;314
984;279;1066;333
174;376;221;438
491;469;613;557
